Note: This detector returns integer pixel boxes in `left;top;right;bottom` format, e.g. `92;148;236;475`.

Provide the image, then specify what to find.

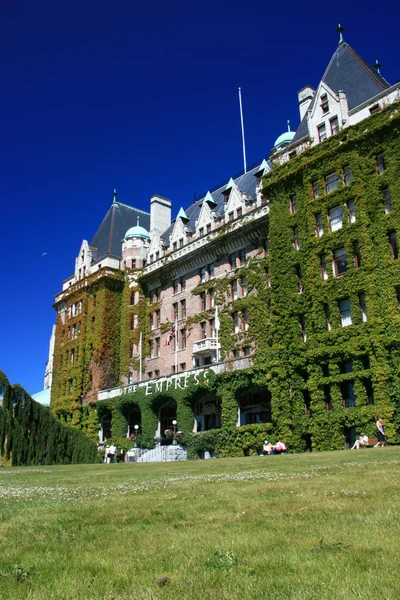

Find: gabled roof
161;161;268;244
322;41;390;110
90;202;150;261
291;40;391;145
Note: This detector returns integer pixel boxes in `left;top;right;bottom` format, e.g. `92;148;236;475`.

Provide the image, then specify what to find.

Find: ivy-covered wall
257;103;400;449
50;104;400;455
51;271;124;423
0;371;100;466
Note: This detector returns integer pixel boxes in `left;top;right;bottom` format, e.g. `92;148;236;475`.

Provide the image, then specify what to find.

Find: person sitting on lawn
263;440;274;455
275;441;287;454
350;434;369;450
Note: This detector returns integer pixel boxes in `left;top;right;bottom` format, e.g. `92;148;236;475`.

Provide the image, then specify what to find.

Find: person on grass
350;434;369;450
374;418;386;447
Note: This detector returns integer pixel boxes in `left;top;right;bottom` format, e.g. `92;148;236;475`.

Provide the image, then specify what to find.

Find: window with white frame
239;248;246;265
230;253;236;270
201;322;207;339
339;299;352;327
200;267;207;283
209;263;215;278
333;247;347;277
180;276;187;291
289;195;297;214
328;205;344;231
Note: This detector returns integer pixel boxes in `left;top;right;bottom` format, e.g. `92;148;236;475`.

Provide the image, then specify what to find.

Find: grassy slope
0;448;399;600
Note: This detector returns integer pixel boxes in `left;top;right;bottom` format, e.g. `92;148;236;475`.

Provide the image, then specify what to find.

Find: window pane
325;172;340;193
348;200;356;223
339;299;352;327
329;206;344;231
383;190;392;214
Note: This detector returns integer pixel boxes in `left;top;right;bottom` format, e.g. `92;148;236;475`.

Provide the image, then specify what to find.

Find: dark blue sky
1;0;398;394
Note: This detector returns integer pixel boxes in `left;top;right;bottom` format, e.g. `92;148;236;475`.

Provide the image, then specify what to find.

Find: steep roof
90;202;150;261
322;41;390;110
291;40;391;144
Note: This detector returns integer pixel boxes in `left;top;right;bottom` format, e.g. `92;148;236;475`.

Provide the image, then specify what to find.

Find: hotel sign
120;369;211;397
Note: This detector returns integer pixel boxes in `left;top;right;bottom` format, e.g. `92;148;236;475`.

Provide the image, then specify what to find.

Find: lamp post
172;419;177;445
134;424;139;448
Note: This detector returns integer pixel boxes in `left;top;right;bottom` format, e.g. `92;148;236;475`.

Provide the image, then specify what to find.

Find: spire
112;188;118;204
375;58;382;75
336;22;344;44
287;120;291;132
137;216;140;226
177;207;189;221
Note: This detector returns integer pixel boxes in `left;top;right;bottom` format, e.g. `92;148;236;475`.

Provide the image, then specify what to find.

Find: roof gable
90;202;150;261
322;42;390;110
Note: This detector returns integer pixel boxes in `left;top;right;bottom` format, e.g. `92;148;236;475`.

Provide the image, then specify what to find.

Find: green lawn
0;448;399;600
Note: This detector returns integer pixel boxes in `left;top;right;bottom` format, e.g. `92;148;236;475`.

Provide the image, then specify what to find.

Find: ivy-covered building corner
46;29;400;458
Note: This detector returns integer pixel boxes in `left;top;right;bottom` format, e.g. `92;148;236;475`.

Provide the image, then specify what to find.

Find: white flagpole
175;319;178;373
139;331;142;382
238;87;247;174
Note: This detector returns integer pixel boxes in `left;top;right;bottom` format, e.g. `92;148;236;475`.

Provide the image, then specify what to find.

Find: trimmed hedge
0;371;101;466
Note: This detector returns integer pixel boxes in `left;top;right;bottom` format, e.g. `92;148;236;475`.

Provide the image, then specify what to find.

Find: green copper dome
273;131;295;148
124;217;150;240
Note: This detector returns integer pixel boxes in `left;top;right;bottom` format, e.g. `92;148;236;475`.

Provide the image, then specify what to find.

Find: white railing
192;337;220;355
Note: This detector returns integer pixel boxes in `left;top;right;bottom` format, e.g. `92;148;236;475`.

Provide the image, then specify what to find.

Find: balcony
192;337;220;357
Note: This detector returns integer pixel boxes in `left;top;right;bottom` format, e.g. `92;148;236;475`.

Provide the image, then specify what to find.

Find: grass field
0;448;399;600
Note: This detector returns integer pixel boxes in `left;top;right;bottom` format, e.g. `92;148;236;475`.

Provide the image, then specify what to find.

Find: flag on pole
164;325;176;346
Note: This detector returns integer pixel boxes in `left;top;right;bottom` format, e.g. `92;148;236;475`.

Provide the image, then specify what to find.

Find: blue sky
0;0;398;394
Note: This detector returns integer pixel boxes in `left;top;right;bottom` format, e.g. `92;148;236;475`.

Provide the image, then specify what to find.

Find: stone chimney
150;195;172;237
298;86;315;121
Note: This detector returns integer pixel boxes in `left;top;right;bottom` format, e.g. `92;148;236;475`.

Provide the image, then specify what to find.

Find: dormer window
179;238;184;248
318;123;327;142
228;212;234;222
321;94;329;114
173;242;177;251
206;223;212;233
